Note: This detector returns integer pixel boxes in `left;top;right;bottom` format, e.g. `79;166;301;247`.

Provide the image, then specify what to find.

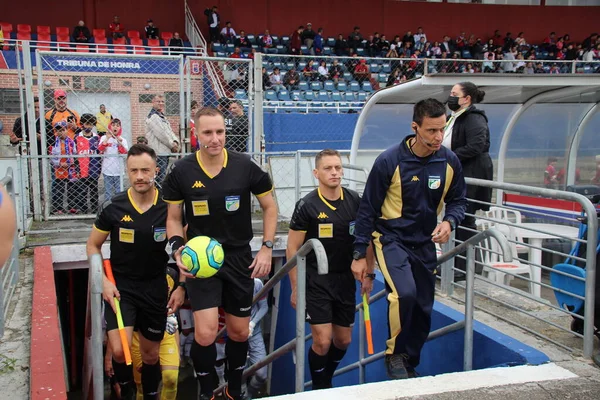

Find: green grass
0;354;17;374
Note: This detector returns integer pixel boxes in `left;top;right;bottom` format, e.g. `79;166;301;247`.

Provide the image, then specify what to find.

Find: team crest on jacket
153;227;167;242
428;176;441;190
225;195;240;211
349;221;356;236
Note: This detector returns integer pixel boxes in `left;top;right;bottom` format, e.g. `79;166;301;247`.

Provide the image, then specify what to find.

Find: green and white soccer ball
181;236;225;278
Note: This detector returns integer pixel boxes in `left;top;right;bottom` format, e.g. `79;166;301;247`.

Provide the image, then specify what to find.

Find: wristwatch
365;273;376;280
444;217;457;232
353;250;366;260
176;281;186;291
262;240;274;249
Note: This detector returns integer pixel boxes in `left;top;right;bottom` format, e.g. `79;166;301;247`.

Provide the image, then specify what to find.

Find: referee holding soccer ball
163;107;277;400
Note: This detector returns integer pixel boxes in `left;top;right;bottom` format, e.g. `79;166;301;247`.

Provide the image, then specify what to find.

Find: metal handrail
215;238;328;394
82;253;105;400
0;168;19;338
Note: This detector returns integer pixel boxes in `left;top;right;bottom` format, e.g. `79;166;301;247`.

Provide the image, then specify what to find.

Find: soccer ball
180;236;225;278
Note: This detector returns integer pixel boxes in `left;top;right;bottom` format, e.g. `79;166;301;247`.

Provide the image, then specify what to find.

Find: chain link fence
424;58;600;74
186;56;254;154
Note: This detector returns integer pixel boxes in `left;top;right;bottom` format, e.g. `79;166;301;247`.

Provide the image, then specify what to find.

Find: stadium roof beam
350;75;600;195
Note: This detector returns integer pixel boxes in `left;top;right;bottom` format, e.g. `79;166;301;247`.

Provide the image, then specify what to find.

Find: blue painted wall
270;272;549;396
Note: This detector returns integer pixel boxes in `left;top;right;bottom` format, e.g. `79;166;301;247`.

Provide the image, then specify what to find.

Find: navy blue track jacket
354;135;467;254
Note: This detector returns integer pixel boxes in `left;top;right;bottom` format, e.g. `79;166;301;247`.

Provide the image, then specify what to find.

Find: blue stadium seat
326;37;336;47
234;89;247;100
331;91;342;101
310;81;323;91
462;50;472;59
370;63;381;73
304;90;315;101
276;45;286;54
291;90;303;101
298;81;309;91
271;35;280;45
282;101;295;113
322;47;332;55
349;81;360;92
343;72;352;82
266;47;278;54
278;90;290;101
583;65;592;73
382;63;391;73
212;43;223;52
344;92;356;102
286;61;296;70
362;81;373;92
298;61;307;71
216;52;226;58
357;92;368;102
262;60;271;68
541;51;549;59
356;48;365;56
324;81;335;91
378;73;387;83
543;65;551;73
337;82;348;91
265;90;278;101
226;43;235;52
273;61;282;70
317;91;330;101
301;45;310;55
247;34;256;44
281;36;290;46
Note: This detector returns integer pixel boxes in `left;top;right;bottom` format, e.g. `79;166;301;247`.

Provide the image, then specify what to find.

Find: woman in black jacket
444;81;493;279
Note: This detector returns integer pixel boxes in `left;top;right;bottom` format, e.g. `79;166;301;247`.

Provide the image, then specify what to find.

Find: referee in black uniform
287;149;374;390
87;144;185;399
163;107;277;400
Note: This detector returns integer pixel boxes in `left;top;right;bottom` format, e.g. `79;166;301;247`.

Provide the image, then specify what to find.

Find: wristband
365;273;376;280
168;236;185;258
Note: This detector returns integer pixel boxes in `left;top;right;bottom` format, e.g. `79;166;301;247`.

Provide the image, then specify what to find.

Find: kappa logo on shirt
121;215;133;222
317;212;329;219
411;175;420;182
192;180;205;189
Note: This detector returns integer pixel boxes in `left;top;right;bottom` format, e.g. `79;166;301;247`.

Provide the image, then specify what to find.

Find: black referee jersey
93;188;169;280
289;187;361;273
162;149;273;250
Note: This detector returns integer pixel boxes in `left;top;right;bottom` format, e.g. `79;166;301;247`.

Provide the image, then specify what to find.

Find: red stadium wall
2;0;596;44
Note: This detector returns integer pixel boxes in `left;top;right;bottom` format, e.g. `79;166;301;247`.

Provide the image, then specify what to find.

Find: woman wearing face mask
443;82;493;280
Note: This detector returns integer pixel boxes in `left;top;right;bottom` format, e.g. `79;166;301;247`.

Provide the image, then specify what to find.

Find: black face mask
447;95;461;111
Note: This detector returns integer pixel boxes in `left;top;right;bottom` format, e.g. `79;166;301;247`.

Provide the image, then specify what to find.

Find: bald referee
163;107;277;400
87;144;185;399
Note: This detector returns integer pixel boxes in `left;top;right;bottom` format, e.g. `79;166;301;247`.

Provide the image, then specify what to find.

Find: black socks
191;340;218;396
225;338;249;397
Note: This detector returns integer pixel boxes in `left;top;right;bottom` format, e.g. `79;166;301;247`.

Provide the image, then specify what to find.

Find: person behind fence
351;99;466;380
0;183;17;268
98;119;129;201
204;5;220;43
109;15;124;39
74;114;101;214
96;104;113;137
168;32;184;55
49;121;78;215
227;100;249;153
245;278;269;399
544;157;559;189
287;149;374;390
144;19;159;40
189;100;200;152
163;106;277;400
11;96;41;154
45;89;80;145
87;144;184;400
72;20;91;43
443;82;493;280
145;94;180;186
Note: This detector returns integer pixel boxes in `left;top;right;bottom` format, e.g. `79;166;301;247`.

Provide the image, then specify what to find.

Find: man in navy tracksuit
351;99;466;379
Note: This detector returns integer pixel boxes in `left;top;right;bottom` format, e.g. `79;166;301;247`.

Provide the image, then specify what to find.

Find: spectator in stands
270;68;284;91
543;32;556;51
95;104;112;137
483;39;496;58
402;31;415;47
11;96;41;155
145;94;179;184
317;61;329;82
329;60;343;84
204;6;220;43
443;82;493;280
262;67;272;90
455;32;467;50
534;61;545;74
515;54;526;72
549;64;560;74
220;21;237;44
228;63;249;90
73;21;91;43
353;59;370;84
378;34;390;56
399;41;412;57
227;100;249;153
503;32;515;52
302;60;317;81
482;53;495;72
471;38;484;59
109;15;124;39
490;30;502;46
75;114;101;214
346;53;359;75
347;34;361;54
260;29;273;49
334;34;349;56
386;68;401;87
431;41;442;57
563;33;572;47
313;28;324;55
235;31;252;53
230;46;244;59
145;19;159;40
414;27;427;44
544;157;559;189
524;62;535;74
302;23;316;54
168;32;184;55
45;89;80;145
348;26;362;42
515;32;527;49
442;35;455;54
98;119;128;201
284;67;300;90
49;121;78;215
464;63;475;73
386;44;399;59
583;33;598;50
291;26;304;55
503;46;517;73
414;36;426;52
365;35;377;57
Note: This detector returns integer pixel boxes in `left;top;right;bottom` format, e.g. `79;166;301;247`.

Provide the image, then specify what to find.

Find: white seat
486;207;530;256
479;219;534;294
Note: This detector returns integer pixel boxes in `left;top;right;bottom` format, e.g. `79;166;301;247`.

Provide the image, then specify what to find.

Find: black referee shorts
186;247;254;317
305;269;357;327
104;274;168;342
